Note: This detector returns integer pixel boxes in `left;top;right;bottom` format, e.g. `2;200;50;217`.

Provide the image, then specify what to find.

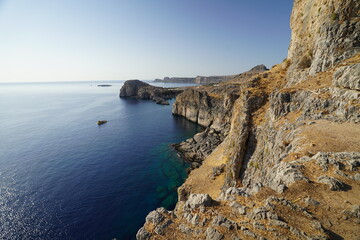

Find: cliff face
119;80;183;105
287;0;360;85
137;0;360;239
170;64;271;166
172;88;239;164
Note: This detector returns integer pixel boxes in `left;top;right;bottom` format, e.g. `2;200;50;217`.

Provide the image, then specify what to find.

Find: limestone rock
206;227;224;240
136;227;151;240
211;164;226;179
268;162;309;193
269;219;289;229
173;127;224;164
287;0;360;85
178;224;193;234
250;207;269;220
304;197;320;207
211;215;235;230
145;209;165;224
229;201;247;215
333;63;360;90
185;194;215;209
154;219;172;235
343;205;360;219
317;175;346;191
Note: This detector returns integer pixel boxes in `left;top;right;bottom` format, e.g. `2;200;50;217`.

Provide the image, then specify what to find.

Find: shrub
331;13;339;21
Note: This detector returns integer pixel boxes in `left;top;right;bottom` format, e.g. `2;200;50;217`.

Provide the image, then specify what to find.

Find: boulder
145;208;164;224
343;205;360;219
268;162;309;193
317;176;346;191
185;194;215;209
229;201;247;215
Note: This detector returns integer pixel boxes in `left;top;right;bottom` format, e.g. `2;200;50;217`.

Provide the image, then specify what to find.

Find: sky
0;0;294;82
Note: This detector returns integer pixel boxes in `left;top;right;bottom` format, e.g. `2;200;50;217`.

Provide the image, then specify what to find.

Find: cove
0;81;201;239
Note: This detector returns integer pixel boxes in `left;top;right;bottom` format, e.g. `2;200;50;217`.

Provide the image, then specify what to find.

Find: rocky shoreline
135;0;360;239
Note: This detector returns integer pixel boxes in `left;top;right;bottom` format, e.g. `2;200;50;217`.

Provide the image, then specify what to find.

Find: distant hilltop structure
153;64;268;84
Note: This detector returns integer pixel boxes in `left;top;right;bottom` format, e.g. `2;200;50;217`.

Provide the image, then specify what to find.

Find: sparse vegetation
331;12;339;21
282;139;291;147
308;50;313;58
249;161;259;169
298;55;312;68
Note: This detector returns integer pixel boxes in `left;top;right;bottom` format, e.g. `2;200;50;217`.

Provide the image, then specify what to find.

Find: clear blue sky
0;0;293;82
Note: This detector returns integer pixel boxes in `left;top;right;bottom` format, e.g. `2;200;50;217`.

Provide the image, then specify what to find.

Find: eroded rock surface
286;0;360;86
137;0;360;239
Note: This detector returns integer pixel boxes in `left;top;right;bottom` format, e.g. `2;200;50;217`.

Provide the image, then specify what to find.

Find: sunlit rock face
286;0;360;86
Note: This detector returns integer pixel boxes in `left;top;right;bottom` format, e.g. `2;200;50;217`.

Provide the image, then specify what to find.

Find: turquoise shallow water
0;81;200;239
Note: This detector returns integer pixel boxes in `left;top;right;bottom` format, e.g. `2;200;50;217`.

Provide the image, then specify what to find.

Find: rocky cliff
119;80;183;105
195;65;269;84
153;65;268;84
137;0;360;239
286;0;360;86
172;87;239;165
154;77;196;83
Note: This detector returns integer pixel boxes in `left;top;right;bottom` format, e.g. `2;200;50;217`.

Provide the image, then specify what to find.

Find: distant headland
153;64;268;84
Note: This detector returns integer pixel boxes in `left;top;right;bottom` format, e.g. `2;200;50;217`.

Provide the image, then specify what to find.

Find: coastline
120;1;360;238
133;0;360;236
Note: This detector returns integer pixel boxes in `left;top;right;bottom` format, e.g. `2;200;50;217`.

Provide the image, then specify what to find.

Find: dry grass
284;52;360;93
146;53;360;240
299;120;360;154
181;144;228;199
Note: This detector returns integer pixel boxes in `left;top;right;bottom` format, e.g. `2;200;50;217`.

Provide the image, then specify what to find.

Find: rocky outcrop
185;194;215;209
286;0;360;85
119;80;183;105
172;88;239;164
137;0;360;239
173;127;224;165
333;63;360;90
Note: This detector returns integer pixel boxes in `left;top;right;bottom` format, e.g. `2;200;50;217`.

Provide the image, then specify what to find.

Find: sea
0;81;201;240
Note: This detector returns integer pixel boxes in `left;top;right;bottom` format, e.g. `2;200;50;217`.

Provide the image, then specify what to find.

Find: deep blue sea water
0;81;201;240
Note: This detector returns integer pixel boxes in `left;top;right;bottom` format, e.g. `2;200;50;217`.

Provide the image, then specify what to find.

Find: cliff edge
137;0;360;239
119;80;183;105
